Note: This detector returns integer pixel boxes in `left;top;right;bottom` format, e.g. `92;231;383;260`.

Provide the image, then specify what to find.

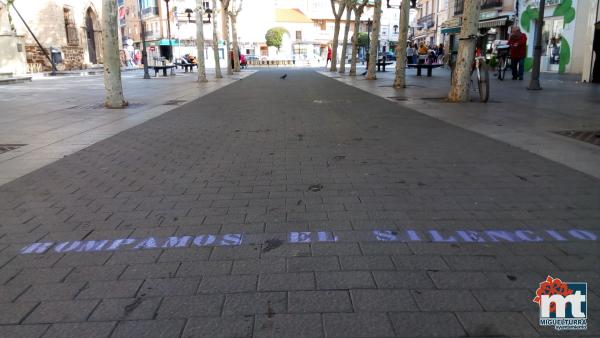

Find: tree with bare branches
220;0;232;75
448;0;481;102
365;0;381;80
338;1;352;74
349;0;368;76
228;0;243;72
211;0;222;78
102;0;127;108
195;0;208;82
329;0;346;72
392;0;410;88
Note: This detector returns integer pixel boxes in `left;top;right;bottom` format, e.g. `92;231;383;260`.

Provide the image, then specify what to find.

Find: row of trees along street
103;0;544;108
101;0;244;108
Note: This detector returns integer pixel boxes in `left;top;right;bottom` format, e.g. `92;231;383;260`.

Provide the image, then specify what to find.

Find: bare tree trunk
447;0;480;102
366;0;381;80
393;0;410;88
196;0;208;82
338;3;352;74
349;1;366;76
220;0;232;75
330;0;345;72
211;0;222;78
102;0;127;108
230;14;240;72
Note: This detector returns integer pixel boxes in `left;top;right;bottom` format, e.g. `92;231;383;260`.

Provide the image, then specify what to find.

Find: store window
542;17;564;69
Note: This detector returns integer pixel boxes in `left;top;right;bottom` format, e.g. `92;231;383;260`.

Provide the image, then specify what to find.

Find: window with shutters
295;31;302;41
63;7;79;46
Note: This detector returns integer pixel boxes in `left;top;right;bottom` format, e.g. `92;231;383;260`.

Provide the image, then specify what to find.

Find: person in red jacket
326;45;332;67
508;27;527;80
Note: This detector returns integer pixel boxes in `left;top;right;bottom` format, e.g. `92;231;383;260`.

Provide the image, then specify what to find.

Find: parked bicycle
451;34;489;102
495;42;511;81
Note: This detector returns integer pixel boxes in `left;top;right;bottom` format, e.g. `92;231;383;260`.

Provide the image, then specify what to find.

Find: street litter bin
51;47;63;64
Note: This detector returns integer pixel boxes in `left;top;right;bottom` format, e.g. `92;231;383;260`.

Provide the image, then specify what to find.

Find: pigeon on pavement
280;74;287;79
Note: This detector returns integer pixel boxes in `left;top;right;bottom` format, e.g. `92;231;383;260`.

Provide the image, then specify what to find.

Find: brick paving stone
88;297;162;321
223;291;287;316
76;280;143;299
197;274;257;294
323;313;395;337
157;247;212;262
428;271;492;289
350;289;417;312
17;282;86;302
311;242;361;256
24;299;99;323
391;255;450;271
119;262;180;280
372;271;435;288
288;290;353;313
42;321;116;338
231;257;286;274
316;271;376;290
456;311;540;337
471;289;535;311
183;316;254;338
389;312;466;337
254;314;323;338
8;267;73;285
177;260;232;277
339;255;395;270
64;265;127;282
0;324;49;338
137;277;199;297
156;295;224;319
258;272;315;291
111;319;185;338
0;283;30;303
411;290;483;311
0;302;39;324
287;256;340;272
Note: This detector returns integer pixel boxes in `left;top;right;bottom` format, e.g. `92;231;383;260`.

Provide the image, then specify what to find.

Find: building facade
8;0;104;71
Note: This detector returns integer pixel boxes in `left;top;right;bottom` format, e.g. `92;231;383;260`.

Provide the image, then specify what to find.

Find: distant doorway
86;8;98;64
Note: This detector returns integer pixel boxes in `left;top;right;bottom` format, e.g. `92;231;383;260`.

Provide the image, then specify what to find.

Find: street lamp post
138;0;150;79
164;0;175;75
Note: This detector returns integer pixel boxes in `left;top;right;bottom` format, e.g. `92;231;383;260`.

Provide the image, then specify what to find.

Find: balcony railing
454;0;503;15
141;6;159;18
417;13;434;29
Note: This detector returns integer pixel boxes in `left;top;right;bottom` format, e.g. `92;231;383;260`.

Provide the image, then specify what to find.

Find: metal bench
174;62;197;72
407;63;443;77
376;61;393;72
152;65;176;77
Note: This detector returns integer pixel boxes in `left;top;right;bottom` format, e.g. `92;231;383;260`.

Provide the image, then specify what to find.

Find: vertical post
165;0;175;75
196;0;208;82
447;0;481;102
138;0;150;79
102;0;127;108
211;0;223;78
366;0;382;80
393;0;410;88
528;0;545;90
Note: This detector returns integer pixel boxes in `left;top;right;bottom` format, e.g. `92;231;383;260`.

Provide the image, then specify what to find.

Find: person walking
406;44;415;64
326;45;332;67
508;27;527;80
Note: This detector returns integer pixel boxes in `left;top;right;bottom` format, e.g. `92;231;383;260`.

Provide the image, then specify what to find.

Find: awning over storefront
478;16;508;29
441;27;461;34
159;39;179;46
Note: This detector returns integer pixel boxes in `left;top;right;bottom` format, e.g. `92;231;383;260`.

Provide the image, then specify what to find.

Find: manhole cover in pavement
163;99;187;106
387;96;408;101
553;130;600;146
0;144;26;154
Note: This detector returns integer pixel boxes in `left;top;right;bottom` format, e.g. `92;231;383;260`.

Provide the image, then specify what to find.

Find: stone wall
25;44;85;72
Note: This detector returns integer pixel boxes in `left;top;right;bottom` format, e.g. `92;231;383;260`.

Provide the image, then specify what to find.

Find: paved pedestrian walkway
0;69;598;337
0;69;253;186
320;66;600;179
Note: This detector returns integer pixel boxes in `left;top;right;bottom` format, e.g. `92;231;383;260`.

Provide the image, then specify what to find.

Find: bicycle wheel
497;58;505;80
478;63;490;102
